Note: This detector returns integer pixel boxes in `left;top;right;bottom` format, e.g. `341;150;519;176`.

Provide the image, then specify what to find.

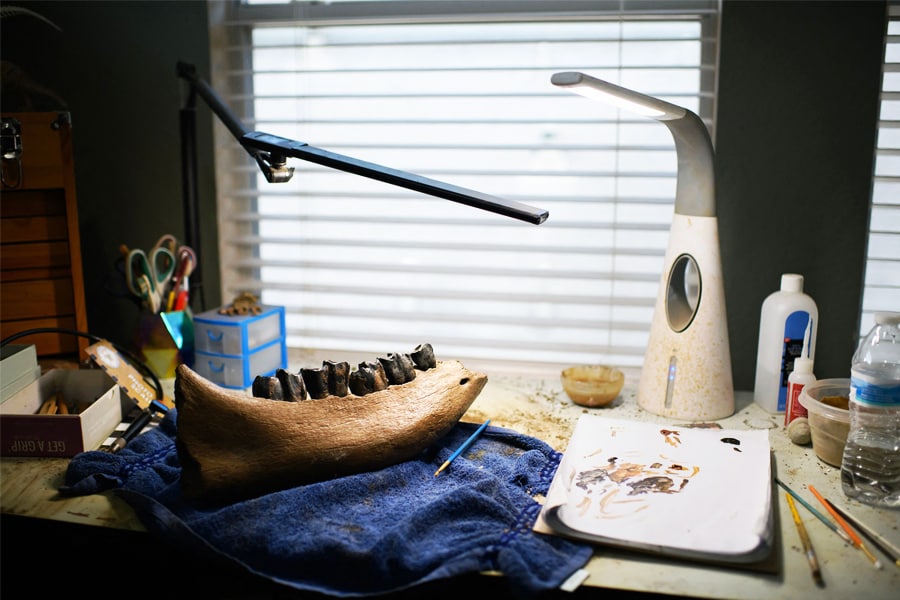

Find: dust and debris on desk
463;372;784;453
464;374;614;451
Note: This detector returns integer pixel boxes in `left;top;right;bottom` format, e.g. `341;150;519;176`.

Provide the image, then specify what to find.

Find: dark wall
716;0;885;386
0;0;219;350
0;1;887;390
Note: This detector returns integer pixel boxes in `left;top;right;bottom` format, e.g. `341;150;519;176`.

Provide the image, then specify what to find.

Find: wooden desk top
0;456;144;531
3;366;899;599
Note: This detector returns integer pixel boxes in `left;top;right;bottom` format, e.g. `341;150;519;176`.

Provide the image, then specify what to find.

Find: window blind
206;0;720;370
861;2;900;333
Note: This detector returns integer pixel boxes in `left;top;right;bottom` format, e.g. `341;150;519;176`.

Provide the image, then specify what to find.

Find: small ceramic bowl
560;365;625;407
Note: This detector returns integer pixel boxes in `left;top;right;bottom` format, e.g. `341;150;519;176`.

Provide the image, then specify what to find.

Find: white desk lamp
551;71;733;421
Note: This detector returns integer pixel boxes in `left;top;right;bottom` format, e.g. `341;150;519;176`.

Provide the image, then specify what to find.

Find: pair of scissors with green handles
125;244;176;314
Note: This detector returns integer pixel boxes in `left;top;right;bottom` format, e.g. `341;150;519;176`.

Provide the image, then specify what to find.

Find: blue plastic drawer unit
192;305;287;389
194;339;286;389
194;305;285;356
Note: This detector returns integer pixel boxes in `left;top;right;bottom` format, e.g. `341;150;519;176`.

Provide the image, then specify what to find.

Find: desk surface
2;367;898;599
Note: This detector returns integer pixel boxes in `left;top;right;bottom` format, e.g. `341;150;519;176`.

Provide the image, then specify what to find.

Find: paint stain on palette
568;425;755;522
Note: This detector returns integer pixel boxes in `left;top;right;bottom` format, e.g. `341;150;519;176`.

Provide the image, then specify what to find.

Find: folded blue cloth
62;410;592;598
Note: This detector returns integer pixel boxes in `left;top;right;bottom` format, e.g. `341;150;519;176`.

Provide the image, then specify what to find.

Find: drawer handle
206;330;224;342
207;361;225;374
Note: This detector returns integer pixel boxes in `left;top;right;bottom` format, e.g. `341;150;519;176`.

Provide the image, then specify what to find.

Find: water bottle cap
873;311;900;326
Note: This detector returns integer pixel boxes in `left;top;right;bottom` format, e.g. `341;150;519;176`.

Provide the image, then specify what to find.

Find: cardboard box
0;369;129;457
1;344;41;403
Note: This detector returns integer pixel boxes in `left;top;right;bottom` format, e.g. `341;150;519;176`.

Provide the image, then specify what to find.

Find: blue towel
62;410;592;598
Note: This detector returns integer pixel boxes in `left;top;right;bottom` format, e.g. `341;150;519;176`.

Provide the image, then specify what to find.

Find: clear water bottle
840;311;900;507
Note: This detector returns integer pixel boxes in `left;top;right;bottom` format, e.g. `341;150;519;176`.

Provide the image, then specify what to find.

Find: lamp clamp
251;150;294;184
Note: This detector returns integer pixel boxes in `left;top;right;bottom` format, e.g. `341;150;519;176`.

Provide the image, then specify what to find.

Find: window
862;2;900;333
206;0;720;370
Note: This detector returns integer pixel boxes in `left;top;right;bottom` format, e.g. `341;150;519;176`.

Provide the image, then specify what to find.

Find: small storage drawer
193;338;287;389
193;305;285;356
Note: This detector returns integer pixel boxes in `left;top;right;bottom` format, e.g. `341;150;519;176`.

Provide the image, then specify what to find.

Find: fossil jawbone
174;360;487;503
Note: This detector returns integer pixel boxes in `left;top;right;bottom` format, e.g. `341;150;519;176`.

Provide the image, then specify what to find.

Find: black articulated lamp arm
176;61;549;225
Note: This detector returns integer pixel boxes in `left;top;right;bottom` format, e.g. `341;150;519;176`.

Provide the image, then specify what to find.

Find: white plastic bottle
753;274;818;413
785;356;815;427
840;311;900;507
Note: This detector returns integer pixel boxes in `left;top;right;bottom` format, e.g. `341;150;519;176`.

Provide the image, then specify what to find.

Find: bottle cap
780;273;803;293
874;311;900;326
793;357;814;374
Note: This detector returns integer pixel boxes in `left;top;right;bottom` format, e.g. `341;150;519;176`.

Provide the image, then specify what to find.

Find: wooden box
1;111;88;357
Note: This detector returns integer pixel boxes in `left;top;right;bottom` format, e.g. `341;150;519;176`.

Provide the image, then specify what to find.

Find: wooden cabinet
1;111;88;357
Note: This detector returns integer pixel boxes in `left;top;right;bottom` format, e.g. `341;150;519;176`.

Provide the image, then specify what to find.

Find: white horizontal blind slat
861;7;900;333
208;0;719;368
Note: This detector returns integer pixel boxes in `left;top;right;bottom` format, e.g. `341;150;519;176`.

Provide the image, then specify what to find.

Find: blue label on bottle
851;376;900;407
778;311;811;412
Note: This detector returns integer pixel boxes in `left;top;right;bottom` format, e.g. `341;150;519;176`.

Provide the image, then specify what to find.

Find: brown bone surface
174;360;487;504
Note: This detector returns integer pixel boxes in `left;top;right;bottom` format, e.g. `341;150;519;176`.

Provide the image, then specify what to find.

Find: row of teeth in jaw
251;343;437;402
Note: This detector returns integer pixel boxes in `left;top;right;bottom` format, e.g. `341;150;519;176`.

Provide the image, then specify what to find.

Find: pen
434;419;491;476
808;485;882;570
106;409;154;453
786;493;823;585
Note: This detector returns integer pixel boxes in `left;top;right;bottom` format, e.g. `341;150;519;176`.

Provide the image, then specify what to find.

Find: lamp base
637;214;734;421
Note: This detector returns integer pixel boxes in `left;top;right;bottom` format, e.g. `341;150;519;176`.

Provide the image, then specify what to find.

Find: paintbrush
774;478;853;545
808;485;882;570
786;493;824;585
434;419;491;476
826;499;900;569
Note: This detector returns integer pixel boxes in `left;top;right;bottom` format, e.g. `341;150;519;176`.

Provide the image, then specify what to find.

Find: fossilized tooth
300;367;329;399
410;343;436;370
252;374;283;400
396;353;416;382
174;360;488;504
276;368;307;401
365;360;389;391
348;369;371;396
323;360;349;397
379;352;416;385
378;354;405;385
349;360;389;395
362;360;388;393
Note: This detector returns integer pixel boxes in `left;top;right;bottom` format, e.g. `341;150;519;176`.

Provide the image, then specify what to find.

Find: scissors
126;245;176;313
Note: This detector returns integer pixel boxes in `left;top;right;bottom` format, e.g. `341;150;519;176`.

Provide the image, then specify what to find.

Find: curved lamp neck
551;71;716;218
664;110;715;218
